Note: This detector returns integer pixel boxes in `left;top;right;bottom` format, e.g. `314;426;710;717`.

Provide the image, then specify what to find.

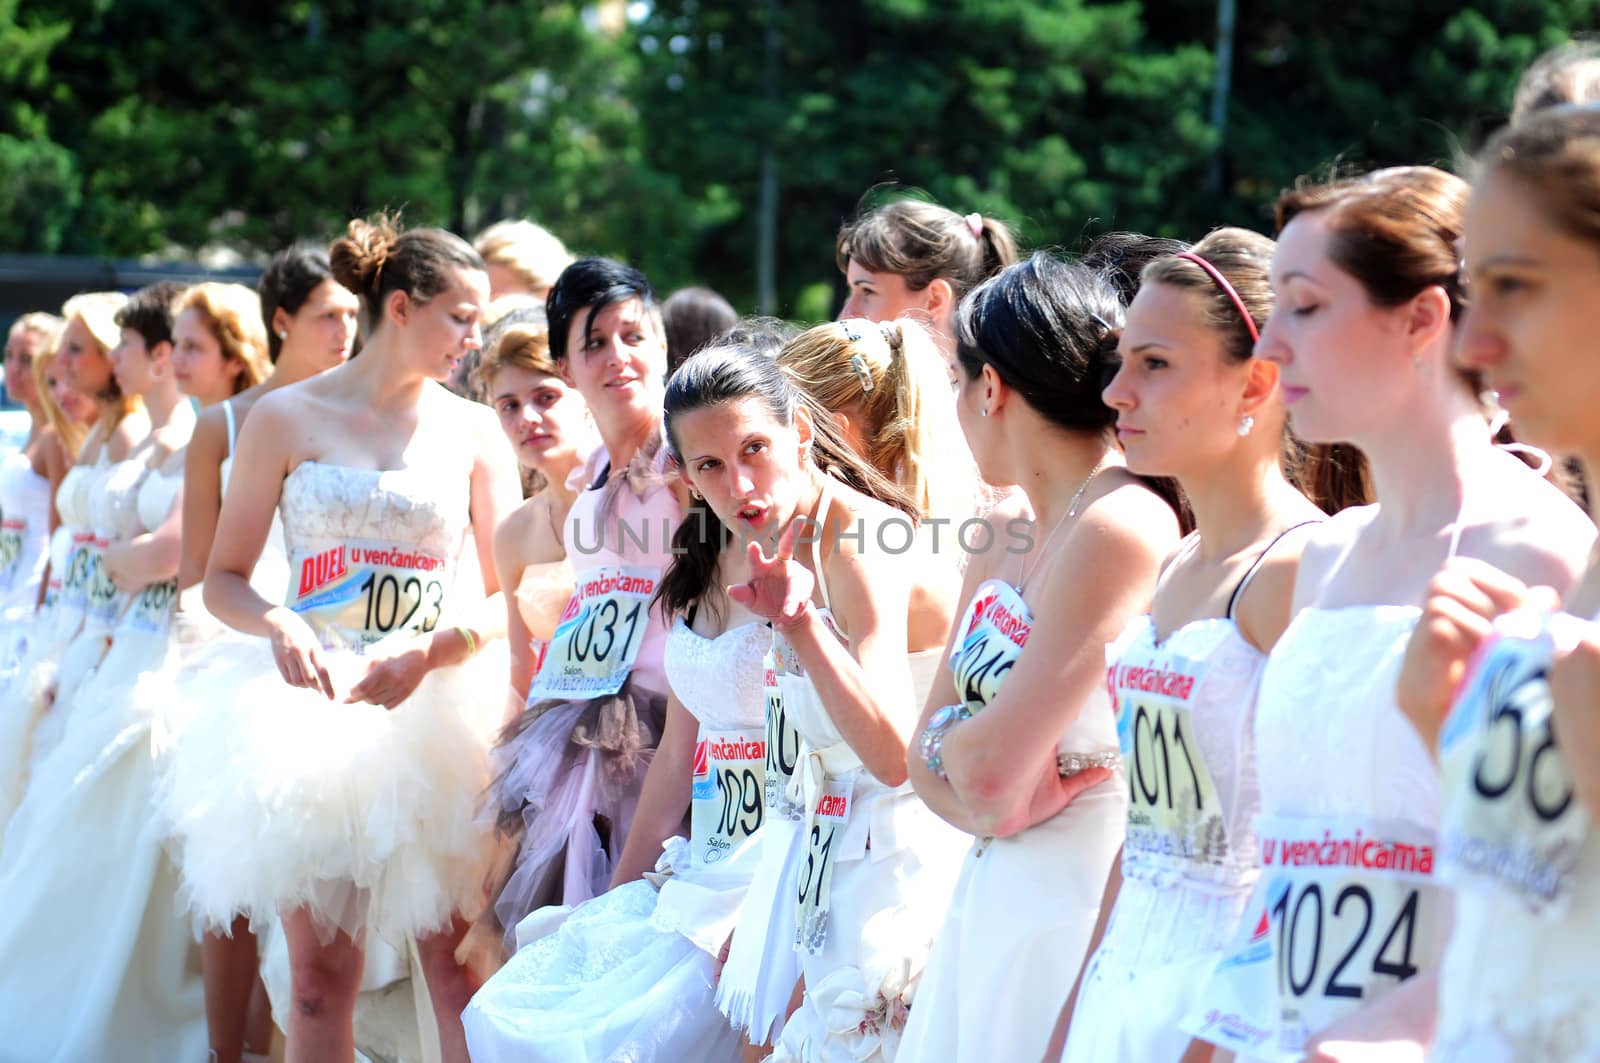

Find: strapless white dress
0;458;101;825
0;448;51;675
0;463;206;1061
897;579;1127;1063
160;460;506;943
463;617;770;1062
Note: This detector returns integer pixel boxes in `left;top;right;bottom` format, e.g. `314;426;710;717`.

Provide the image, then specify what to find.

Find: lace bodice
279;461;469;561
1109;615;1267;887
665;619;767;732
1255;606;1437;825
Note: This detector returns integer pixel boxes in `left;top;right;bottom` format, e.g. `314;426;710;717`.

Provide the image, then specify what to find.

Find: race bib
951;579;1029;714
288;540;449;650
795;772;854;953
690;728;767;866
85;537;124;624
60;533;95;608
0;518;24;588
527;565;657;699
1438;611;1589;916
1112;652;1228;872
122;580;177;636
1187;816;1445;1060
764;647;804;820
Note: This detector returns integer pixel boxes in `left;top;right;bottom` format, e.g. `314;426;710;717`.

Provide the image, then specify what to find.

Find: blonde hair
474;219;575;296
33;345;88;459
60;290;139;430
8;312;63;351
777;318;977;523
176;283;271;395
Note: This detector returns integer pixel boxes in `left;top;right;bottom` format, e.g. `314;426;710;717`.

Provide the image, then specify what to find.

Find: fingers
1435;557;1532;618
727;582;755;609
1060;766;1113;804
775;516;803;562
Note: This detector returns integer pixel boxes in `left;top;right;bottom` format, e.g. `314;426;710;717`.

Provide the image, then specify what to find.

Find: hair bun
329;215;401;303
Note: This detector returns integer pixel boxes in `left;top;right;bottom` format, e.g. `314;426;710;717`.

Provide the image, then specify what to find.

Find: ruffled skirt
0;623;206;1060
0;602;86;827
158;631;507;944
482;681;667;945
463;839;743;1063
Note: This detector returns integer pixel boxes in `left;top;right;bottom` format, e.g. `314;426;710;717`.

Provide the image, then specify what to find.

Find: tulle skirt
0;601;86;827
463;838;744;1063
0;622;206;1060
159;630;508;944
482;680;667;945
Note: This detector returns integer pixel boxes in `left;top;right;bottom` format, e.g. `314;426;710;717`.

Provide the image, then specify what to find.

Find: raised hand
1396;557;1553;753
727;517;817;630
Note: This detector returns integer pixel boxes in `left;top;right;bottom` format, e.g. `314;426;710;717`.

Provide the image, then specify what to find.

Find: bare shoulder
1290;503;1375;598
1074;474;1182;562
1471;463;1595;592
494;493;563;571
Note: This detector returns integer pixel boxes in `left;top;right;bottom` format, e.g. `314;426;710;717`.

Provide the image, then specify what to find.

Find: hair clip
1089;312;1114;333
840;319;864;343
850;352;876;392
964;213;984;238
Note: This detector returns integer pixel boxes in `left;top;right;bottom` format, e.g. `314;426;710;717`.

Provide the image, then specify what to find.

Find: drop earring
981;407;989;418
1237;415;1254;437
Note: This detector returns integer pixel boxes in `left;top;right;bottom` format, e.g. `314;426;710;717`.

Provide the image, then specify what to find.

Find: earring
277;330;288;341
1237;415;1254;437
981;407;989;418
689;488;702;501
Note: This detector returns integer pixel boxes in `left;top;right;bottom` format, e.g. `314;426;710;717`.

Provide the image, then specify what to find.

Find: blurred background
0;1;1587;331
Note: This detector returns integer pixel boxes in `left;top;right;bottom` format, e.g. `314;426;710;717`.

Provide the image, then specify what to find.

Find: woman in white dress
1391;108;1600;1061
163;218;521;1063
716;319;965;1052
0;313;66;674
1186;166;1593;1061
0;292;137;818
0;280;267;1061
1054;229;1343;1061
461;364;772;1056
659;346;961;1063
897;254;1182;1063
157;249;360;1063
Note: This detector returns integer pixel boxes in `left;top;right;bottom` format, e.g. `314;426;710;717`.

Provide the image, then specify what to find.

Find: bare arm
919;488;1175;838
178;408;229;590
609;692;697;887
103;481;183;591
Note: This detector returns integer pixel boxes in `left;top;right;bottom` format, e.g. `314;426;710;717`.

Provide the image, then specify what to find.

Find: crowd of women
4;39;1600;1063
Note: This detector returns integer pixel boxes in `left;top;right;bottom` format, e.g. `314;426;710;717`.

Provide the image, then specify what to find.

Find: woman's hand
100;541;140;593
727;518;817;630
266;606;334;699
346;637;431;709
1396;558;1551;752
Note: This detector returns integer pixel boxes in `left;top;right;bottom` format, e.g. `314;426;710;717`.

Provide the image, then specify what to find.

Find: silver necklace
1019;457;1108;590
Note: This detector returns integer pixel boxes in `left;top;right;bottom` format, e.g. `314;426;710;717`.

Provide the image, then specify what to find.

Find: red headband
1176;251;1259;344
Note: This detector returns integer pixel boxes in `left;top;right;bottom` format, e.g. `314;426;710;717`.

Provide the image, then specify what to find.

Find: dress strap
686;601;699;629
810;478;835;614
222;400;238;458
1227;520;1321;622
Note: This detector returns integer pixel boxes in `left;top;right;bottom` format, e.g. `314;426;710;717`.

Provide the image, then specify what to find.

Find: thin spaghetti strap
810;478;835;614
1227;520;1322;622
1444;507;1468;562
222;400;238;458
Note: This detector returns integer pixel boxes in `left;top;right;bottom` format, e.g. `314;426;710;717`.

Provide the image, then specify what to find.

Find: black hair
705;316;799;361
113;280;187;349
955;253;1124;433
657;343;916;620
329;215;484;336
662;286;738;376
546;257;657;363
259;244;342;363
1081;231;1191;307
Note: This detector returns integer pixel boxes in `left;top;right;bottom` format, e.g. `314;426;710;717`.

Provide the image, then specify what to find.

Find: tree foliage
0;0;1594;315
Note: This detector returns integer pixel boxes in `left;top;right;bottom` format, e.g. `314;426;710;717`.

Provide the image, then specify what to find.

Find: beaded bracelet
918;703;972;779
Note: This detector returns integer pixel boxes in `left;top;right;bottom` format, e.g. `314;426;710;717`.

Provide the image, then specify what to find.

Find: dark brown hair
329;215;484;336
1143;227;1369;513
837;198;1018;299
